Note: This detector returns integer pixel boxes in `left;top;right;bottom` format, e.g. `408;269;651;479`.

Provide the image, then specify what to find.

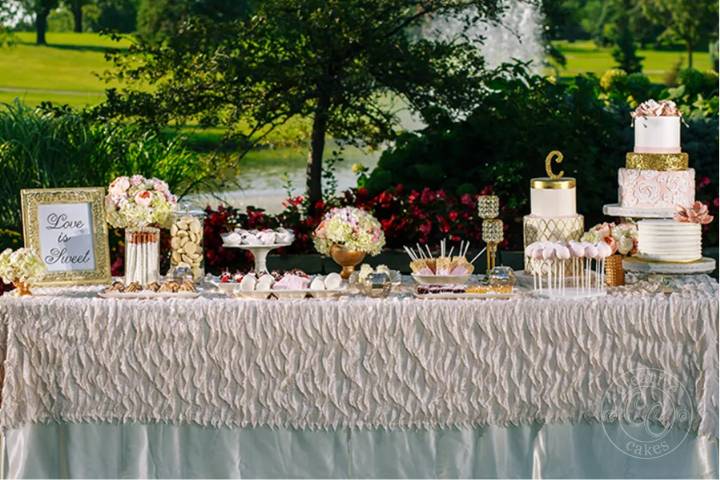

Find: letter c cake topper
545;150;564;179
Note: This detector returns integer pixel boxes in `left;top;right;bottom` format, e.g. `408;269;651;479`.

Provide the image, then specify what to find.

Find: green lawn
0;32;129;108
1;32;715;111
551;40;712;83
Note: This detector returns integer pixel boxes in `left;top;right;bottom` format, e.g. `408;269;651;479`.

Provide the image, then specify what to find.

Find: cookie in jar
170;206;205;281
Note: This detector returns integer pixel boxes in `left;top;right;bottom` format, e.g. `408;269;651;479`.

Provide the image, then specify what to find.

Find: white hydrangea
0;248;46;284
313;207;385;256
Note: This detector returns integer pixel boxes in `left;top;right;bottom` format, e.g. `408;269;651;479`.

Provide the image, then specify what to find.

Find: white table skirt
0;276;717;437
3;422;718;478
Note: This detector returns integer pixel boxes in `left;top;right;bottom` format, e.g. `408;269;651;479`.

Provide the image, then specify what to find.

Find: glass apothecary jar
170;206;205;282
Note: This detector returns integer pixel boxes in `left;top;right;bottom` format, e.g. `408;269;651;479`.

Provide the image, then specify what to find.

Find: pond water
186;146;381;213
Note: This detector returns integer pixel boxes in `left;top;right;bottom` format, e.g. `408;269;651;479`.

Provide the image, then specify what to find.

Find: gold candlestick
478;195;499;219
482;218;503;274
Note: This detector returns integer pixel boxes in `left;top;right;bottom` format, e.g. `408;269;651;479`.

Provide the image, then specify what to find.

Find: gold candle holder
478;195;499;219
482;218;503;273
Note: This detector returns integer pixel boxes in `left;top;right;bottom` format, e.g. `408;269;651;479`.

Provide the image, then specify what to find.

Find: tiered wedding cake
523;151;584;272
606;100;706;263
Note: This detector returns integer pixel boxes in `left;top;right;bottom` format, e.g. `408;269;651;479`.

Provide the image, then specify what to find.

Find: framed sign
21;187;111;286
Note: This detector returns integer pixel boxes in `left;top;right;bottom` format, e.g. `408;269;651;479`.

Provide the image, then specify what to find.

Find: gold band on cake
625;152;688;171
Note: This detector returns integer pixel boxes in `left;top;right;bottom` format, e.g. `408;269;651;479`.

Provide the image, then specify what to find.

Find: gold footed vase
13;280;32;296
605;254;625;286
330;245;366;280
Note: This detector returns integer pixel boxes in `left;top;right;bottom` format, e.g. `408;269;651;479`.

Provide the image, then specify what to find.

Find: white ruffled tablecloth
0;275;717;438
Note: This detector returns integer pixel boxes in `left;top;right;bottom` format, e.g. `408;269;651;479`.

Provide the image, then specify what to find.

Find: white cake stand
603;203;676;218
533;288;607;299
623;257;716;275
223;243;291;274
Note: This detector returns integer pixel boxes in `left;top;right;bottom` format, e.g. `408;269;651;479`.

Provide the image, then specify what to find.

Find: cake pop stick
596;242;613;290
543;246;555;292
556;244;571;295
470;247;487;264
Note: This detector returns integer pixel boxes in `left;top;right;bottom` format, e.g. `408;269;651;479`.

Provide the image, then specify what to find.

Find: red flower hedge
106;185;520;275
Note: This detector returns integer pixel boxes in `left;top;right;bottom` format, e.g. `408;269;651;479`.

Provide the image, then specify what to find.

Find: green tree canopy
136;0;254;42
639;0;718;69
99;0;505;205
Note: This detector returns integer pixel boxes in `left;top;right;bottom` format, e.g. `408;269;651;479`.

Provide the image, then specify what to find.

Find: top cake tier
632;99;682;154
530;177;577;217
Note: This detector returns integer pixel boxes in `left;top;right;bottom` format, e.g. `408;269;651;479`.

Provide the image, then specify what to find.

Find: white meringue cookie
239;274;257;291
324;272;342;290
256;273;275;290
310;276;326;291
258;230;277;245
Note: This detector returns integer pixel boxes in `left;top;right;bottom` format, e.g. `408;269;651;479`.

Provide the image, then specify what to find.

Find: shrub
0;101;216;233
600;69;627;91
365;70;718;249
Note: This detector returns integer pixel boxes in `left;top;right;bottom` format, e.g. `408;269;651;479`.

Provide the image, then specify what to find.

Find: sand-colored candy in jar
170;208;205;281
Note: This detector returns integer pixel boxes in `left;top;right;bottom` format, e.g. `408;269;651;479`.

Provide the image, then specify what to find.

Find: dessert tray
212;270;345;299
602;203;676;219
405;240;483;285
98;291;200;299
233;289;345;300
411;273;472;285
98;280;200;299
623;256;717;275
413;285;514;300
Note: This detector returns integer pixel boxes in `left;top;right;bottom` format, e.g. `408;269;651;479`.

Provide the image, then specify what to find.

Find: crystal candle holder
478;195;499;219
482;219;504;243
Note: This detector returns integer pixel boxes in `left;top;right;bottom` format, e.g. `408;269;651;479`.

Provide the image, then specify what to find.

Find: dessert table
0;275;718;478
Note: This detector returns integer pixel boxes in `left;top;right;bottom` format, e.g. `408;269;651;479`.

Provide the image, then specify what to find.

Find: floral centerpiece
105;175;177;229
581;222;638;286
0;248;46;296
313;207;385;278
105;175;177;285
581;222;638;256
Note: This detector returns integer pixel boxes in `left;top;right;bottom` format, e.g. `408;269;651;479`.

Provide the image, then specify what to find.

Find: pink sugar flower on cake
674;202;714;225
631;99;681;118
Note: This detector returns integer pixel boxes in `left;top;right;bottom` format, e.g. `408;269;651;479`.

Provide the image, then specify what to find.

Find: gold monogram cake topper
545;150;564;179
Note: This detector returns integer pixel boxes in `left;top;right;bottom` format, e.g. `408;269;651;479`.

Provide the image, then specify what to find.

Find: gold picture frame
21;187;111;286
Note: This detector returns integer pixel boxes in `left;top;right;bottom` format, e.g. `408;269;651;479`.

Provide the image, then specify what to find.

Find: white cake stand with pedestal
623;257;716;275
603;203;676;219
223;243;291;274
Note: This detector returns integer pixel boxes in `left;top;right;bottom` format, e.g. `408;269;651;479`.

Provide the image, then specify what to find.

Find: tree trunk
72;2;83;33
36;10;49;45
686;41;693;69
307;93;330;209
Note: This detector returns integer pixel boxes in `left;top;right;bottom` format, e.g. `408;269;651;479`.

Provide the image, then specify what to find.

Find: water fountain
425;1;546;73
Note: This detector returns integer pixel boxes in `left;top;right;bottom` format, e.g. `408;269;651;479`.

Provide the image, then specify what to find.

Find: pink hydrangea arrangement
313;207;385;256
105;175;177;229
581;222;638;256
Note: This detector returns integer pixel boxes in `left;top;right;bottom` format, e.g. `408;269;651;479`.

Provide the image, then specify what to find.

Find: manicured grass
2;32;714;110
0;32;129;107
552;40;713;83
